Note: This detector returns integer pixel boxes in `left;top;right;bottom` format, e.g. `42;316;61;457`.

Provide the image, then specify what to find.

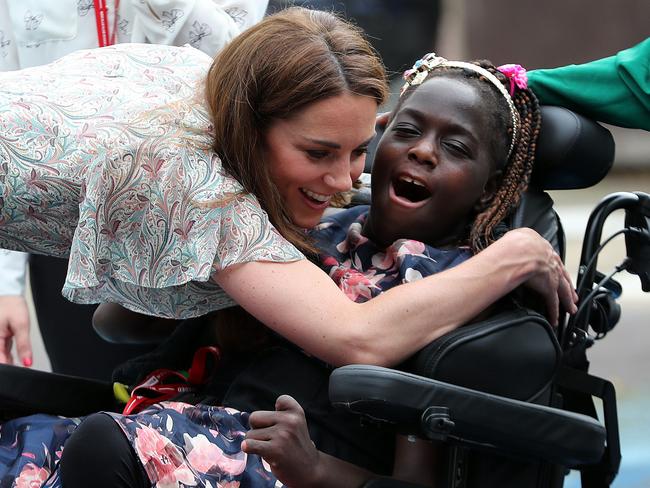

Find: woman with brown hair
0;8;573;486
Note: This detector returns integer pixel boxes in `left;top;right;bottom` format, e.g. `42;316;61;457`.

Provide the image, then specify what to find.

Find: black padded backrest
509;190;565;258
531;105;615;190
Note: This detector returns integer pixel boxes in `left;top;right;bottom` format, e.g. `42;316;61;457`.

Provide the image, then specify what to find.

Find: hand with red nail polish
0;295;32;367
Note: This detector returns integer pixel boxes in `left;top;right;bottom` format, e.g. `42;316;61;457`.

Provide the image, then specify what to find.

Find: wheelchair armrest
329;365;605;468
0;364;118;420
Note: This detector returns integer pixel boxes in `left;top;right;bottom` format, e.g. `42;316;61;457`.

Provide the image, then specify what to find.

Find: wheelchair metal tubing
571;192;645;335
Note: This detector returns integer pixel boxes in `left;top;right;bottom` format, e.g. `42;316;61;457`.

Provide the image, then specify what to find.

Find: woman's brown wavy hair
205;7;388;254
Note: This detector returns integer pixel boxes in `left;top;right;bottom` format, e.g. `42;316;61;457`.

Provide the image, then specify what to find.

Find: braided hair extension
468;61;541;252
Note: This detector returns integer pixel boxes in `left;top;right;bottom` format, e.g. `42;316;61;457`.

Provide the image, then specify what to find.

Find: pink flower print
395;239;426;256
335;237;350;254
391;239;427;266
184;433;246;475
404;267;423;283
371;251;394;270
333;268;383;302
346;222;368;249
15;463;50;488
159;401;190;414
321;256;339;267
133;424;197;488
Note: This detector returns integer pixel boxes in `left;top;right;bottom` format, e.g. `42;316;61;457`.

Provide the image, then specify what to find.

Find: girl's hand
242;395;322;487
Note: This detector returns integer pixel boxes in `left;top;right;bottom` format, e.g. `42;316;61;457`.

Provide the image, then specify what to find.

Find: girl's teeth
399;176;425;187
302;189;330;202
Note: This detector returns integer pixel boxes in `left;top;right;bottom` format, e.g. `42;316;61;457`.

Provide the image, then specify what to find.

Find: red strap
93;0;120;47
121;346;221;415
188;346;221;385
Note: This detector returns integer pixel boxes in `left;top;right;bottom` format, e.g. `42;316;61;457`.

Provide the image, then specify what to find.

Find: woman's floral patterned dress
0;43;302;320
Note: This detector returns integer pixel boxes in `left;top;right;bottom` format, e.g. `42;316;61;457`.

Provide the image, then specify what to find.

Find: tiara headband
401;53;527;161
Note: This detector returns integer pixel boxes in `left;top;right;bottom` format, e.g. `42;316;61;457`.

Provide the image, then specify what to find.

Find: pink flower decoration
15;463;50;488
497;64;528;95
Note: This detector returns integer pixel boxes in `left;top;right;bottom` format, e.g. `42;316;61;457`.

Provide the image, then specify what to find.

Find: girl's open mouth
390;175;432;205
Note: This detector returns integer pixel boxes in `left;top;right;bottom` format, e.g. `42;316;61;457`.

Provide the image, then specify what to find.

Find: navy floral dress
314;206;472;303
0;206;472;488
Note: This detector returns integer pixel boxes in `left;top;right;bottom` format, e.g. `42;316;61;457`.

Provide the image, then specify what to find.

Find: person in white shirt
0;0;268;373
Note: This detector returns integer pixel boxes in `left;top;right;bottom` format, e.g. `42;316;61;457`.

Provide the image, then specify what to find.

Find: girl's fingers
274;394;302;413
248;410;281;429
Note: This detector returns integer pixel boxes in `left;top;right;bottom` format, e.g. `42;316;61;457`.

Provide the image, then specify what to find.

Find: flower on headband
497;64;528;95
401;53;447;96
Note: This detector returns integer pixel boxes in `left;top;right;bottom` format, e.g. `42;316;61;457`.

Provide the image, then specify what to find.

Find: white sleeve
0;250;28;296
0;0;21;71
125;0;269;57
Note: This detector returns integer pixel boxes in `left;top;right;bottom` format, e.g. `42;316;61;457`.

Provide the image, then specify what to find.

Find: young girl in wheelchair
0;49;551;487
240;53;547;488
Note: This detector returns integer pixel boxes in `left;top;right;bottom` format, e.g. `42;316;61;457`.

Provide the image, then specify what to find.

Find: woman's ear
376;112;390;129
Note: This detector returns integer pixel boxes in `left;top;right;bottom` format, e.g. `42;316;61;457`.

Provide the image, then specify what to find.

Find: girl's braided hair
400;59;542;253
468;61;541;252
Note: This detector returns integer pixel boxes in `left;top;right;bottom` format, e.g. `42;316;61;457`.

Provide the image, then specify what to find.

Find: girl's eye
392;124;420;137
443;140;471;158
306;150;330;160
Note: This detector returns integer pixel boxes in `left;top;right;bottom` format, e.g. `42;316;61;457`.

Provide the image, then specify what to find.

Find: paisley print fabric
0;43;303;319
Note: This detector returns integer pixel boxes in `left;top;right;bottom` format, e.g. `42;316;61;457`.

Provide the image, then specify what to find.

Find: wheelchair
329;106;650;488
0;106;647;488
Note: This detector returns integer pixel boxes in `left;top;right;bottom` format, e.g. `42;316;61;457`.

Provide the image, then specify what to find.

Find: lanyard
93;0;120;47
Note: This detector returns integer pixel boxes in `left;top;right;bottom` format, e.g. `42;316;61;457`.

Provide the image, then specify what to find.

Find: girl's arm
242;395;379;488
215;227;576;367
244;396;440;488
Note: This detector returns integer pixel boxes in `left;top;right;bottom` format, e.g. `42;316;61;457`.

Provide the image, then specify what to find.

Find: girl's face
365;77;500;248
265;92;377;229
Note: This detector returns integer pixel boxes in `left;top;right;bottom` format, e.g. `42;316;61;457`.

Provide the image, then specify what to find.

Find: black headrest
531;106;615;190
366;105;615;191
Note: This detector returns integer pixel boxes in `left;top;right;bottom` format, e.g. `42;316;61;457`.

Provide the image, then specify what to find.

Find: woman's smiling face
364;76;501;248
265;92;377;229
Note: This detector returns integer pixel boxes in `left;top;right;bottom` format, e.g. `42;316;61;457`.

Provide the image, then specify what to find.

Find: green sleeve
527;37;650;130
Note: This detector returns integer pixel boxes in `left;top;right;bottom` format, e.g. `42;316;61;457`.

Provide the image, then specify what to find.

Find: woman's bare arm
215;228;576;367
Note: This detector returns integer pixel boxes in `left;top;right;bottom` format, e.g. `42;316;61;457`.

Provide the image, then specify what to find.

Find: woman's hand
0;295;32;367
496;228;578;325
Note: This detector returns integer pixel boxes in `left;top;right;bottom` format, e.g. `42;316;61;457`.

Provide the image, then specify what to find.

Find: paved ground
21;172;650;486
